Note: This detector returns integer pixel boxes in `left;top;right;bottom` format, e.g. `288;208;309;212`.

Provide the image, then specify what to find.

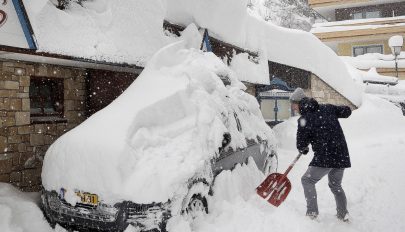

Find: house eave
0;45;144;73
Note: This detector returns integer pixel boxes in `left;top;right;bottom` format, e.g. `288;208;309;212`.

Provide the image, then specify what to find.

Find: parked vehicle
40;44;277;232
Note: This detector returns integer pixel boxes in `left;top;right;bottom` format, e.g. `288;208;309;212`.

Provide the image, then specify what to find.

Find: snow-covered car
40;41;277;231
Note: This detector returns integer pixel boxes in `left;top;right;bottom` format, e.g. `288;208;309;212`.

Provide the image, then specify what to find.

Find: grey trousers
301;166;348;218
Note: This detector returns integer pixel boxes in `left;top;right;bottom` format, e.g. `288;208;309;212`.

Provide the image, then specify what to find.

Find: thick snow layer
0;184;53;232
357;67;398;85
22;0;362;91
342;53;405;69
41;38;275;205
229;53;269;85
22;0;173;66
166;0;362;106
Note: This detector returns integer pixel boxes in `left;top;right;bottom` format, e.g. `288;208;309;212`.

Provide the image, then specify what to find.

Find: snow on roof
342;52;405;70
166;0;362;106
21;0;363;100
22;0;173;67
229;52;269;85
358;67;399;85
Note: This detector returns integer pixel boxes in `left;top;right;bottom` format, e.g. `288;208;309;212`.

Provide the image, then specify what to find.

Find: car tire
186;194;208;220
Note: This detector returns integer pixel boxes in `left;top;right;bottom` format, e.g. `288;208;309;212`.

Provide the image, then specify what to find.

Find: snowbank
0;183;53;232
166;0;362;106
23;0;173;66
42;34;275;205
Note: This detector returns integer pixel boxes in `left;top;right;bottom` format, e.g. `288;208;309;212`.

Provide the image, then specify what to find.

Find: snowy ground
1;95;405;232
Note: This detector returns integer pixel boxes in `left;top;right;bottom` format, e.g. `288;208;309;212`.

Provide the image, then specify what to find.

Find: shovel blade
268;179;291;207
256;173;283;199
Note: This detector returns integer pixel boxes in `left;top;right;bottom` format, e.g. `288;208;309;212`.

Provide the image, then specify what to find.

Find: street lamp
389;35;403;78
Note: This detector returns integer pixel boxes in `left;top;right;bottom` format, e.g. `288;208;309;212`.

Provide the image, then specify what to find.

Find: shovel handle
282;153;303;178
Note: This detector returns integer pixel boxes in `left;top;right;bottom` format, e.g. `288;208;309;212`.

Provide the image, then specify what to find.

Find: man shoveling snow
290;88;352;222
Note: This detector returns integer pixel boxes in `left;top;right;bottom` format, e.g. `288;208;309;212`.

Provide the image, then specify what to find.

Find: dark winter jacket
296;98;352;168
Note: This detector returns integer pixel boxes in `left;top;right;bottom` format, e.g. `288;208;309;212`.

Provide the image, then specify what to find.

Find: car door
212;111;267;176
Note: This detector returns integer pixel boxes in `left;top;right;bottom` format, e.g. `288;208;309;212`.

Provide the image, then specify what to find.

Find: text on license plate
76;192;99;206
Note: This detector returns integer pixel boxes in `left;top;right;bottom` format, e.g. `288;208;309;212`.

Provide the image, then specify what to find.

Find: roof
1;0;363;103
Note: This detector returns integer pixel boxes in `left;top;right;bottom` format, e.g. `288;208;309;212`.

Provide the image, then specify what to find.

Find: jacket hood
299;97;319;115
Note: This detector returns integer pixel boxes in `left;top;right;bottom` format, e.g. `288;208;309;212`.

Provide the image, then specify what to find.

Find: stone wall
309;74;357;109
0;60;87;191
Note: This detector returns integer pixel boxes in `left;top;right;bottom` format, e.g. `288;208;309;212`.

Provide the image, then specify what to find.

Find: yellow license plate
76;192;99;206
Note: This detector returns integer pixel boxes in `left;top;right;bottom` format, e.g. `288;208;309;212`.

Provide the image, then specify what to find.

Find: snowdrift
0;184;53;232
42;37;275;205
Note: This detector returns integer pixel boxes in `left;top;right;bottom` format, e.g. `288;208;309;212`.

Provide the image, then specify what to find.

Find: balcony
309;0;404;9
311;16;405;42
309;0;405;21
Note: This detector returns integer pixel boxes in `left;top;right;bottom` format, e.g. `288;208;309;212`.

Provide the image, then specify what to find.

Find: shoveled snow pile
166;0;362;106
41;27;275;207
23;0;173;66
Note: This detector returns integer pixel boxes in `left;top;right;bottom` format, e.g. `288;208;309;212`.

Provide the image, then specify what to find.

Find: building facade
310;0;405;79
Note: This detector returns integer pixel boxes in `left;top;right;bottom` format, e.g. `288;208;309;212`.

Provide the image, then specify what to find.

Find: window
261;98;294;122
352;10;381;19
30;77;64;118
353;45;383;57
353;12;363;19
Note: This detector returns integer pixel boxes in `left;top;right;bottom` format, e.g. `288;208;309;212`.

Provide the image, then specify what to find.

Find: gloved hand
299;147;309;155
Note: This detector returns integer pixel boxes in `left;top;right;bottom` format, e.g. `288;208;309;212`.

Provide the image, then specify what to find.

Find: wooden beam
309;0;370;8
313;25;405;42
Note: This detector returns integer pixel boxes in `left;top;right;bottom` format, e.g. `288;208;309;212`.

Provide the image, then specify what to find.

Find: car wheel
186;194;208;220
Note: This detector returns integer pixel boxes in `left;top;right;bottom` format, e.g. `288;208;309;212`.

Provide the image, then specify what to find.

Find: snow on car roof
41;30;276;204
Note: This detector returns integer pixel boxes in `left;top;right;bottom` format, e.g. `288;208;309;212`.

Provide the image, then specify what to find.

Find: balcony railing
309;0;369;8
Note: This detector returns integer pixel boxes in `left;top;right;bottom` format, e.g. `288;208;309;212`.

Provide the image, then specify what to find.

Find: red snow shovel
256;153;303;207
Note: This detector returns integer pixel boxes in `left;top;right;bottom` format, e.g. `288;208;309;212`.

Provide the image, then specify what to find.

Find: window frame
29;76;65;121
352;44;384;57
352;10;381;19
